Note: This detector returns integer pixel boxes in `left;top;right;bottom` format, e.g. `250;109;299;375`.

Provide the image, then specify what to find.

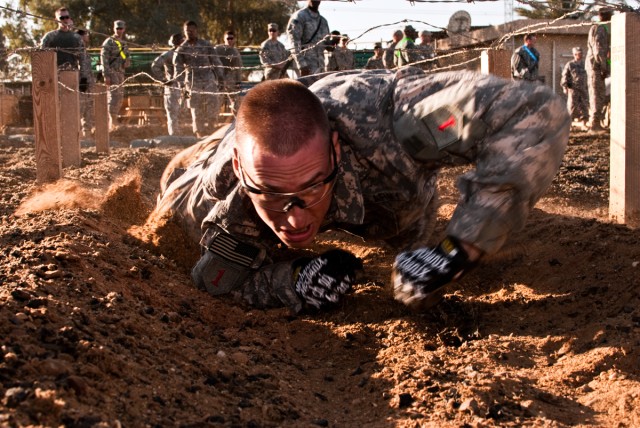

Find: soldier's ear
232;148;241;180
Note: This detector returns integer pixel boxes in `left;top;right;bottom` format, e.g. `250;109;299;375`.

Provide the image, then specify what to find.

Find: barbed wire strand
1;0;635;100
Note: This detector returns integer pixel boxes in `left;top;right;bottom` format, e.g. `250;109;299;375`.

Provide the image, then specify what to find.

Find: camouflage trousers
80;85;94;136
587;68;607;128
186;79;220;136
296;47;324;75
567;87;588;122
107;71;125;118
163;85;182;136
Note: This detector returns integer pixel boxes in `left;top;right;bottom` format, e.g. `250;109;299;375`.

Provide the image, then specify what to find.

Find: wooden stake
610;13;640;227
31;50;62;183
94;83;109;153
59;70;81;167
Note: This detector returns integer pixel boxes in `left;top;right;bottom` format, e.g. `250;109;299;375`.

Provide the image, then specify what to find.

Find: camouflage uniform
383;42;398;69
174;39;223;136
151;50;182;135
585;23;610;129
511;44;540;81
157;68;569;312
416;43;437;70
215;44;243;112
259;39;289;80
286;6;330;75
560;58;588;123
324;47;339;72
333;46;354;71
365;56;384;70
78;45;95;136
394;37;420;68
101;36;130;124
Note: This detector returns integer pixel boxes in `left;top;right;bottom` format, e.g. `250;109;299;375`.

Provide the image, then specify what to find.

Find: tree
1;0;298;48
515;0;584;19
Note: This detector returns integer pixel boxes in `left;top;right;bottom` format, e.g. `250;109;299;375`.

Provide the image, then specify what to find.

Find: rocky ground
0;124;639;427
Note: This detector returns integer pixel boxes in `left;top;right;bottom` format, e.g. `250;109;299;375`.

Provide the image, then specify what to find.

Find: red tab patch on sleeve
438;115;456;131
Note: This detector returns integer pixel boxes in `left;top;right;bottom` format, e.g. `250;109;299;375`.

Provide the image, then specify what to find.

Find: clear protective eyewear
238;142;338;213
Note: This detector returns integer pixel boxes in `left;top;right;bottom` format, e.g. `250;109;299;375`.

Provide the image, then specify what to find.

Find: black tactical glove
294;249;363;310
392;236;474;310
79;77;88;92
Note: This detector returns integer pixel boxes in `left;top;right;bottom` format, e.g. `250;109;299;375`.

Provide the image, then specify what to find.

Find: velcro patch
208;233;260;268
421;105;463;150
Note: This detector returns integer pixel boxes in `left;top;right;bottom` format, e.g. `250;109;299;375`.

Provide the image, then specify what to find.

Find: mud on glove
294;249;363;310
392;236;474;310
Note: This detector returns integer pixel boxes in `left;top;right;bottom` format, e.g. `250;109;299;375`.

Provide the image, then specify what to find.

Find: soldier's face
574;51;582;61
234;131;339;248
185;25;198;41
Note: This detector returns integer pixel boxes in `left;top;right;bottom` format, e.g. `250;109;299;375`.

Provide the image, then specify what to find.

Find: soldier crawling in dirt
153;67;570;313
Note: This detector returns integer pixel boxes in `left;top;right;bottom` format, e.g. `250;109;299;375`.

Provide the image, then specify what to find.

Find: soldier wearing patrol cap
174;20;224;138
101;20;130;130
417;30;437;70
561;46;588;128
151;33;185;136
286;0;330;76
259;23;289;80
153;67;570;313
364;43;384;70
333;34;354;71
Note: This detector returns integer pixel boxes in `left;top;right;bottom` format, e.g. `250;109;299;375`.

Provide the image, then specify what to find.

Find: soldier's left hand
392;236;476;310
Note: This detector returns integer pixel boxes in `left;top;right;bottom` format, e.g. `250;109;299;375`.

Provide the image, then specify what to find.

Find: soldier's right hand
293;250;362;310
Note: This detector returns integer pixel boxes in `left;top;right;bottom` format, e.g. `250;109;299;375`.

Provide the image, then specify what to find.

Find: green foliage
1;0;298;49
515;0;585;19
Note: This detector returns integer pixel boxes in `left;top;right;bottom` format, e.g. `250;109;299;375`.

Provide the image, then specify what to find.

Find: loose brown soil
1;124;639;427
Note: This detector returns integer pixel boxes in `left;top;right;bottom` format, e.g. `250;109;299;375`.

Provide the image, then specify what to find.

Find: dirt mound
1;128;639;427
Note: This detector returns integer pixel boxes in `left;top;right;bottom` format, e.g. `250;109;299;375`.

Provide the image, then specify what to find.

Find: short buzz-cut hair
524;33;536;42
184;20;197;28
236;79;330;157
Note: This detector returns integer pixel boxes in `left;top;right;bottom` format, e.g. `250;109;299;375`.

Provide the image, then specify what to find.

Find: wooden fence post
610;12;640;227
94;83;110;153
31;50;62;183
59;70;81;167
481;49;512;79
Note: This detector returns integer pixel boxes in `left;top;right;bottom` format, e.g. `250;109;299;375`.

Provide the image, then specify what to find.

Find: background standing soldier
561;47;588;129
174;20;223;139
511;33;540;82
41;7;85;70
417;30;437;71
215;30;243;115
585;6;613;132
364;43;384;70
394;25;419;68
101;20;130;130
151;33;185;136
333;34;354;71
76;29;95;138
286;0;330;76
383;30;403;69
323;30;341;72
259;23;289;80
